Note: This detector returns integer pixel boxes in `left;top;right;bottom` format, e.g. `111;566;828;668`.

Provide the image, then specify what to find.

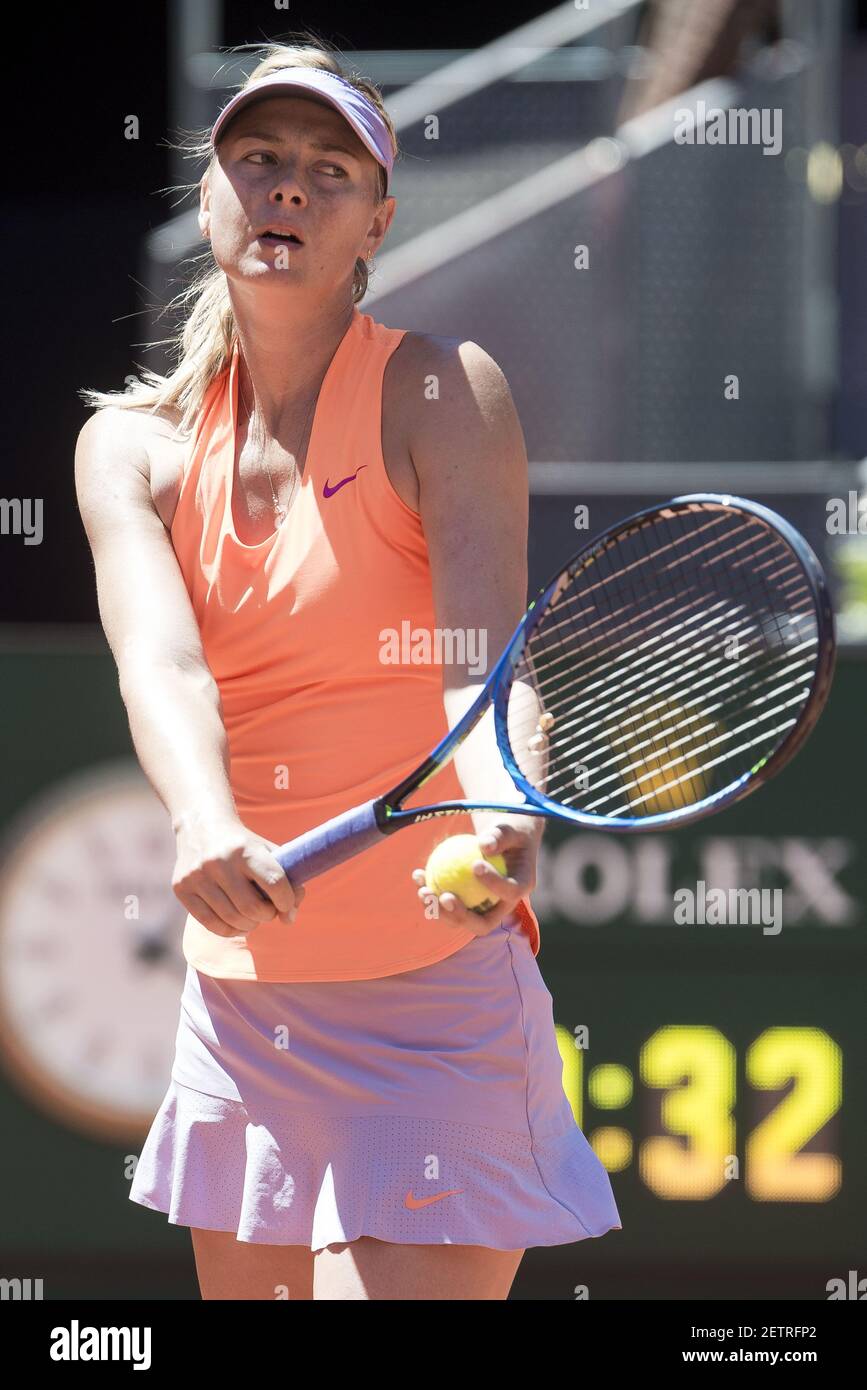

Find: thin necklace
238;374;318;528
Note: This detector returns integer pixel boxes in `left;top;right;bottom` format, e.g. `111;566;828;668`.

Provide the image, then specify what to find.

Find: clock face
0;761;187;1142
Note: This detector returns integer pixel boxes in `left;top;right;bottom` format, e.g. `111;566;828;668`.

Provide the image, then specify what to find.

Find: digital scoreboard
532;654;865;1295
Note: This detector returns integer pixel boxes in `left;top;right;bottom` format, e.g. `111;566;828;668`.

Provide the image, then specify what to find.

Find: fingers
182;886;254;937
411;818;539;938
173;840;306;936
245;848;306;924
410;862;518;937
201;853;283;928
479;821;542;852
257;840;307;918
179;874;304;934
478;824;539;896
470;858;522;907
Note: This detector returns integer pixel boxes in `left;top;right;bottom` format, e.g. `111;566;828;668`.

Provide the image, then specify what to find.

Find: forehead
223;92;365;155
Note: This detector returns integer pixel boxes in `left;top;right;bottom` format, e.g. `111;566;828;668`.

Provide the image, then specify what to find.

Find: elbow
118;654;220;708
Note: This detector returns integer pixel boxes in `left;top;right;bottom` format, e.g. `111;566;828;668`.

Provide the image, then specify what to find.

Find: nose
268;161;308;203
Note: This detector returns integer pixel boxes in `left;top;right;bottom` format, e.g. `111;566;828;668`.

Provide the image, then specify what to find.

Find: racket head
492;494;836;831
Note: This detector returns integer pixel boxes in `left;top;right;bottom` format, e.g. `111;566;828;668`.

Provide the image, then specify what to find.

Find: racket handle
273;798;386;885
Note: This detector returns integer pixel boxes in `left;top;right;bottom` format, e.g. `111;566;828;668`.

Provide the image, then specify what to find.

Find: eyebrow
230;128;362;161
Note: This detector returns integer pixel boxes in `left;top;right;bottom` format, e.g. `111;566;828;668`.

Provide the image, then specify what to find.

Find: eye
241;153;347;178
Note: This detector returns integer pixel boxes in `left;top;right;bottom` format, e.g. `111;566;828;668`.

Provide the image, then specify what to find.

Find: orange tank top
170;305;541;981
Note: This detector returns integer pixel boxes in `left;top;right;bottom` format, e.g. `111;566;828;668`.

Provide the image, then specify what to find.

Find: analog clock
0;760;187;1142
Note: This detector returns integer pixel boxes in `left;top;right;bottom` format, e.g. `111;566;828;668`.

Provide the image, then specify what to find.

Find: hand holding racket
269;495;835;895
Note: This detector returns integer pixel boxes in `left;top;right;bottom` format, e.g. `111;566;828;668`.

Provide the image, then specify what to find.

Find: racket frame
492;492;836;831
381;492;836;833
275;494;836;884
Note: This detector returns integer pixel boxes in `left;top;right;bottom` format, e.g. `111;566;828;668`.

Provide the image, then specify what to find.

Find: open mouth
260;230;303;245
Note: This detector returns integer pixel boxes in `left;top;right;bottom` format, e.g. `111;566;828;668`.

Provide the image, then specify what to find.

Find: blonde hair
78;35;398;434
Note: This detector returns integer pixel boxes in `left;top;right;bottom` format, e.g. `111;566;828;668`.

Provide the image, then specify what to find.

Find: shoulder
389;329;525;467
384;330;518;461
388;330;513;410
76;402;184;460
75;404;189;530
75;406;151;478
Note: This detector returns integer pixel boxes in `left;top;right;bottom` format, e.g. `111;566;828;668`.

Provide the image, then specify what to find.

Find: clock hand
132;919;186;976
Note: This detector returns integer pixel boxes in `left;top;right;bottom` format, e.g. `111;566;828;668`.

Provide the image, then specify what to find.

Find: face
199;93;395;296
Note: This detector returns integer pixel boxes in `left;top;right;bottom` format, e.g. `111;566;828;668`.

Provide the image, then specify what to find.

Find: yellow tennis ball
610;698;711;814
424;834;509;914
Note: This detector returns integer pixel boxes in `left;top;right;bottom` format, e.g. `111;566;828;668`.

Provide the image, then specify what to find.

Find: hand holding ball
424;834;508;914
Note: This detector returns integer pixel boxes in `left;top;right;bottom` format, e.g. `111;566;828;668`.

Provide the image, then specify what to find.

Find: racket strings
554;640;817;798
533;578;810;722
525;544;816;811
583;547;811;811
528;540;810;703
505;506;819;819
530;530;811;683
544;608;817;761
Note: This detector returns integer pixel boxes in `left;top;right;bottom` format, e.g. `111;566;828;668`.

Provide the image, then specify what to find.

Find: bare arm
75;408;235;828
74;409;302;934
405;337;543;927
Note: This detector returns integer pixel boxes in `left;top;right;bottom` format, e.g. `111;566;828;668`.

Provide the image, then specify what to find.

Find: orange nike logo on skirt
404;1188;465;1210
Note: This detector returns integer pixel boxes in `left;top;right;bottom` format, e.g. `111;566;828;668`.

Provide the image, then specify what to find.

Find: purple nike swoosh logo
323;465;367;498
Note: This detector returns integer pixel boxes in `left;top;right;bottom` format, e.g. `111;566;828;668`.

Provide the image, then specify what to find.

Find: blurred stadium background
0;0;865;1299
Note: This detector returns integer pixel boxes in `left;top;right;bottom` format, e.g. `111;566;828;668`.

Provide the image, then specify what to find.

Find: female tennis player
75;37;621;1300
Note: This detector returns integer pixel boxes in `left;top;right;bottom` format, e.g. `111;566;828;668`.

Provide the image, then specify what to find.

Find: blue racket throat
275;494;835;887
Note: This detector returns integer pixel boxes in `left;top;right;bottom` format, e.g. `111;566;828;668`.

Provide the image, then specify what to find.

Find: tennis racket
272;494;835;888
